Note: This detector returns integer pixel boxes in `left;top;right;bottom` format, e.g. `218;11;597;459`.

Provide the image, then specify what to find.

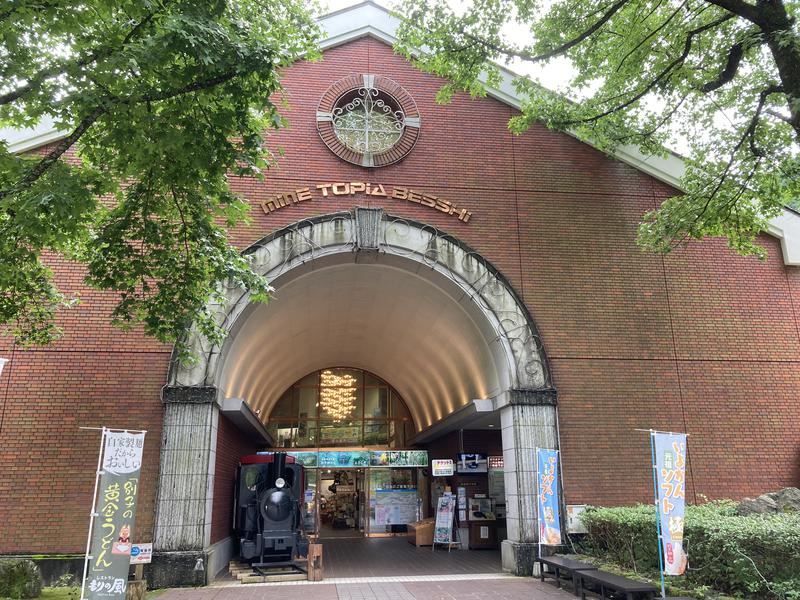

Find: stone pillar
499;389;558;576
150;386;219;588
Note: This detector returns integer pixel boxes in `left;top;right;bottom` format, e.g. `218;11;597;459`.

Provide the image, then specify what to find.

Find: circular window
317;74;420;167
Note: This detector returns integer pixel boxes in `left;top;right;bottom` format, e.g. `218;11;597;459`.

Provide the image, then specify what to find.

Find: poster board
433;494;456;545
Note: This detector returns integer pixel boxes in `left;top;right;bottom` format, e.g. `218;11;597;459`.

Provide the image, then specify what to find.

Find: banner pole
80;426;107;600
535;447;541;562
649;431;666;599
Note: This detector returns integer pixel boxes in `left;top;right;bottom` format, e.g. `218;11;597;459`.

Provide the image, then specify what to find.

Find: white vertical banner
0;357;8;378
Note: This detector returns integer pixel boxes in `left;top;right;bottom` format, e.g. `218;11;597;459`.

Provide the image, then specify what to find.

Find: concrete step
241;572;307;584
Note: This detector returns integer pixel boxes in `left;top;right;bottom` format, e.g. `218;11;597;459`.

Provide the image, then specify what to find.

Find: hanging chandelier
320;369;358;421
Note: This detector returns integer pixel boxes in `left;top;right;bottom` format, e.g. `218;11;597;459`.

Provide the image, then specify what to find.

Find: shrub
580;502;800;599
0;559;43;599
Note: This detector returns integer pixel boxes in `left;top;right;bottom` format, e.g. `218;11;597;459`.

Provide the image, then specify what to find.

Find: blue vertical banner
536;448;562;545
653;432;688;576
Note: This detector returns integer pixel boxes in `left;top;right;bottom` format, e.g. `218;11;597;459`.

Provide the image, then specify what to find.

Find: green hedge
0;559;42;599
580;502;800;599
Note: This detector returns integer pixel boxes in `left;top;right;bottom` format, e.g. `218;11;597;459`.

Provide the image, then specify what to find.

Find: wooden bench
577;569;658;600
537;555;598;595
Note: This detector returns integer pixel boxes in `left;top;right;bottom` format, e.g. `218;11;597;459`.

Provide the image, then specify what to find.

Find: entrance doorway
319;469;366;538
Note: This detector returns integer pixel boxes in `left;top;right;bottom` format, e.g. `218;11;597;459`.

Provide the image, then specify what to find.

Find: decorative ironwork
332;88;404;154
317;75;421;167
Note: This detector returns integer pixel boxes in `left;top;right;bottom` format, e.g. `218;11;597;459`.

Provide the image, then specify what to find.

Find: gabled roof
3;0;800;265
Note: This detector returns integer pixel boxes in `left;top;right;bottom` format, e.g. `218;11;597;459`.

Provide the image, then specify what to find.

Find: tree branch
459;0;631;63
615;0;688;73
704;0;761;24
561;14;736;126
743;84;783;157
700;42;745;92
0;106;105;201
136;70;239;103
0;68;242;200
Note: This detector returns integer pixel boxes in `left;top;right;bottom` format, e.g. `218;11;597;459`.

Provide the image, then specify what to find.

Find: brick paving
157;577;573;600
156;537;569;600
317;537;502;578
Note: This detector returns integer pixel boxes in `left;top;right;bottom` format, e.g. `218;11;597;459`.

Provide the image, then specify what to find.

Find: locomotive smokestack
274;452;286;484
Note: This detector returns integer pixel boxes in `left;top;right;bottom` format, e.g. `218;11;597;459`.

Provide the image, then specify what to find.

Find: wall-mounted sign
285;450;428;468
318;451;370;468
488;456;504;470
257;182;473;224
566;505;588;534
129;543;152;565
488;456;505;500
288;452;318;467
431;459;454;476
370;450;428;467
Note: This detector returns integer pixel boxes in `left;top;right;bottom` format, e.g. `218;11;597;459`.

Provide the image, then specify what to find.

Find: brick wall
210;415;259;545
1;35;799;555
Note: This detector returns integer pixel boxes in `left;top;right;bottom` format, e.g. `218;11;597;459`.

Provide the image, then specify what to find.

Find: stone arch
154;207;557;583
167;207;552;404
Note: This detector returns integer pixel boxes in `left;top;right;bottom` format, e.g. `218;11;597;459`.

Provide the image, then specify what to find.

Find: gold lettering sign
258;181;472;224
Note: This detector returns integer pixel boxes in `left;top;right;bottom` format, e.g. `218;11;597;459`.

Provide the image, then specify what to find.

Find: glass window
318;420;362;447
364;387;389;418
270;391;296;418
364;373;383;386
298;372;319;387
363;421;388;446
297;387;317;420
295;420;317;448
267;368;413;448
267;421;296;448
391;391;410;420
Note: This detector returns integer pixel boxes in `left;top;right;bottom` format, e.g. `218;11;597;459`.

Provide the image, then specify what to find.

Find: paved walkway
158;576;574;600
314;537;502;578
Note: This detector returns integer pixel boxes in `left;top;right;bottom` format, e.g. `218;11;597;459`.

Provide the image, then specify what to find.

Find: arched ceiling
218;261;502;432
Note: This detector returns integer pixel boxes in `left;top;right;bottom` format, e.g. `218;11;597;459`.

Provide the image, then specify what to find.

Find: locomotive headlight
275;477;286;489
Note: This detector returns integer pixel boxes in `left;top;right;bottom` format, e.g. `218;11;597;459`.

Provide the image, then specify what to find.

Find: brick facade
1;36;799;555
211;416;259;545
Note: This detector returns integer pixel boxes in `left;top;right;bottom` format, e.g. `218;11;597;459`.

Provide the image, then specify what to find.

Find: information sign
431;459;454;476
318;450;370;468
288;451;318;467
129;544;152;565
370;450;428;467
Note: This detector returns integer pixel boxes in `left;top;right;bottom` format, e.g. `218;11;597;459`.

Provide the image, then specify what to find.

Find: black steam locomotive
234;452;309;566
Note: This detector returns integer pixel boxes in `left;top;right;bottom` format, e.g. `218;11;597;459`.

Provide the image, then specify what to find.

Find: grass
1;587;167;600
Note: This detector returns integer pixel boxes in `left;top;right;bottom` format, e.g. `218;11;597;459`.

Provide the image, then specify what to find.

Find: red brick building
1;1;799;586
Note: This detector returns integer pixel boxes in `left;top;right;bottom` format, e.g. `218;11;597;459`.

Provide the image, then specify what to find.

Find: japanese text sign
84;431;146;600
536;448;562;546
431;459;454;476
653;432;687;576
433;494;456;544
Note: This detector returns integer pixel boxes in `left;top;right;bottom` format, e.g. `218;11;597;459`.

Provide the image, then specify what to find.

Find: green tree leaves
395;0;800;260
0;0;319;354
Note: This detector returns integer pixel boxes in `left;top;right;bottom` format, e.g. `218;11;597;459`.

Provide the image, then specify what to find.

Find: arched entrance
152;208;557;585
